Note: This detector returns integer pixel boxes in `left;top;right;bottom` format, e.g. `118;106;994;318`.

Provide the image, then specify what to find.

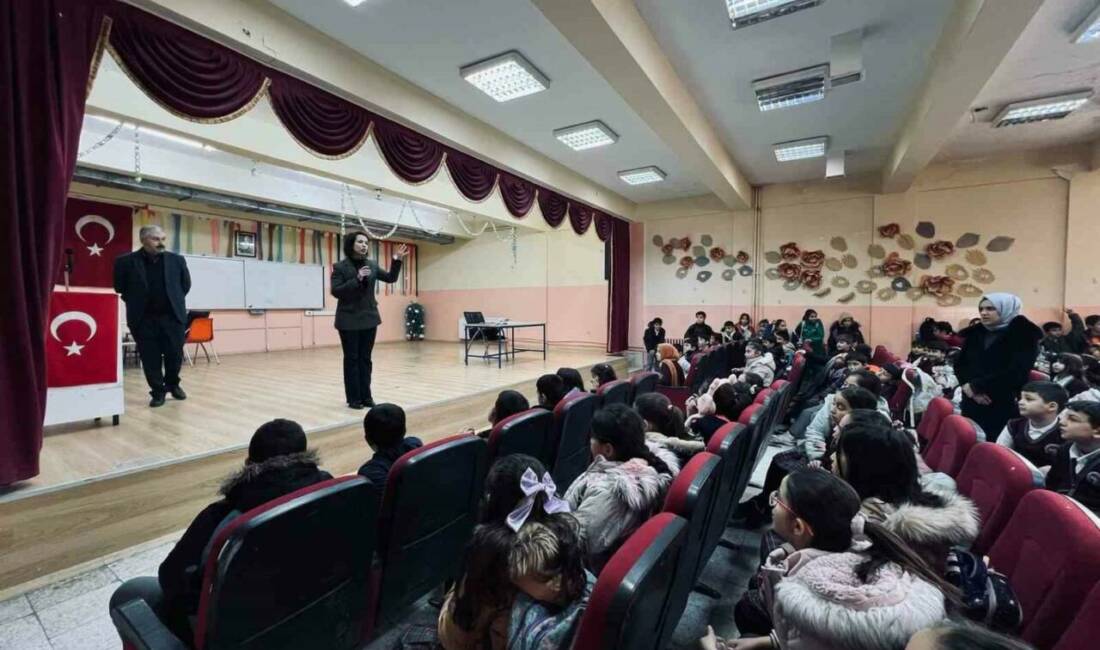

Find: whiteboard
184;255;246;309
244;260;325;309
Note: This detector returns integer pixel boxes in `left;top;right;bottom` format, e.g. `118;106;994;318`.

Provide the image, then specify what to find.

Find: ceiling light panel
993;91;1092;127
726;0;824;29
618;166;667;185
1072;3;1100;44
553;121;618;151
342;0;368;7
752;64;828;111
773;136;828;161
460;51;549;102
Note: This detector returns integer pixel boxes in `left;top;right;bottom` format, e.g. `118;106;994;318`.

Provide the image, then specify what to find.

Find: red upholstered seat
705;423;751;549
629;371;660;402
955;442;1038;553
738;403;761;426
753;388;774;406
572;513;688;650
1029;369;1051;382
547;392;598;491
888;368;915;420
871;345;895;367
662;452;723;618
486;408;552;467
916;397;953;449
769;379;788;391
596;379;632;407
784;352;806;390
1054;582;1100;650
923;414;977;477
989;491;1100;649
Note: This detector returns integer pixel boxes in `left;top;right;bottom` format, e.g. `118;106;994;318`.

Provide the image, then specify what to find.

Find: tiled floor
0;538;177;650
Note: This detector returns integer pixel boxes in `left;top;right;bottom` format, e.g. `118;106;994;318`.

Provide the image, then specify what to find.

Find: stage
0;341;625;592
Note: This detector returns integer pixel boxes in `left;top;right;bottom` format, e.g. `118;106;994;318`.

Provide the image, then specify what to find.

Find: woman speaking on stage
330;231;408;409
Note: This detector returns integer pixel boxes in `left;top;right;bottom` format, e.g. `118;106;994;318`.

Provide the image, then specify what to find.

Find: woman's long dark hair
342;230;369;259
634;392;689;440
557;367;585;393
591;363;618;387
738;312;752;326
837;421;945;508
1057;353;1086;380
784;469;959;602
490;390;530;425
591;404;672;475
800;309;818;323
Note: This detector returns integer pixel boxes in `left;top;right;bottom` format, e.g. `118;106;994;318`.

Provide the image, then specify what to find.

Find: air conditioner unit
752;64;829;112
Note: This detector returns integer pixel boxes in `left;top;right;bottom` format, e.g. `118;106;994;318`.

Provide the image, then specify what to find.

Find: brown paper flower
881;252;912;277
779;242;802;261
925;240;955;259
661;243;674;256
735;250;750;264
800;268;823;289
679;237;692;251
778;262;802;280
878;223;901;238
800;250;825;269
679;255;695;269
709;246;726;262
919;275;955;297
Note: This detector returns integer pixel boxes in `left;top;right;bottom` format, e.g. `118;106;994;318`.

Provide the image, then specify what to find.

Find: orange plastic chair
184;316;219;366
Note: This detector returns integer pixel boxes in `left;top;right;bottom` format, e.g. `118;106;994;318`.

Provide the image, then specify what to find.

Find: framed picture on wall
234;231;256;258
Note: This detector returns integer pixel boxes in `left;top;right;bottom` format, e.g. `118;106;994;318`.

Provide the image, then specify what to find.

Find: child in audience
1052;353;1090;397
732;340;776;386
805;385;879;469
721;320;738;343
565;404;676;571
643;318;665;370
1083;314;1100;349
793;309;825;355
758;319;773;339
1040;318;1076;357
995;380;1067;469
1072;356;1100;403
557;367;585;396
772;319;789;341
827;312;865;356
933;321;964;348
829;351;869;391
877;363;903;403
358;403;423;503
439;455;592;650
736;312;756;339
537;374;568;410
914;340;948;376
148;419;332;645
656;343;686;387
684;310;715;350
932;350;960;396
1045;400;1100;513
589;363;617;391
717;469;952;650
687;381;755;444
906;621;1035;650
636;391;703;458
462;390;532;438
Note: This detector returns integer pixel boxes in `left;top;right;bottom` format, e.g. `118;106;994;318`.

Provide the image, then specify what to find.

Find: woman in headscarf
827;311;865;355
655;343;685;387
954;293;1042;436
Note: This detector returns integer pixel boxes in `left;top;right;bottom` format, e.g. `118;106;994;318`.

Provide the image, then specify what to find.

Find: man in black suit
114;225;191;407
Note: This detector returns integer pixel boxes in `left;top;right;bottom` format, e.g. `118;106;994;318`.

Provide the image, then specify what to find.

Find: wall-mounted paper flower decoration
661;243;674;256
878;223;901;238
735;250;751;264
779;242;802;261
679;255;695;269
925;240;955;259
800;250;825;269
709;246;726;262
919;275;955;297
800;268;823;289
778;262;802;280
678;237;692;251
880;252;912;277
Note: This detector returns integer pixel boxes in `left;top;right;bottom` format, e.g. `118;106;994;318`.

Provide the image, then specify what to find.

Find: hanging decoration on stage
57;198;133;288
405;303;426;341
46;291;119;387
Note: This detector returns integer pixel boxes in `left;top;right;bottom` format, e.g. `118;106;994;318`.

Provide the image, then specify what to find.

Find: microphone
64;248;74;273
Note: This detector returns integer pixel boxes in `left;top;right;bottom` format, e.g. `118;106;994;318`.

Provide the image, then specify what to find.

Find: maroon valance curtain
568;203;595;236
498;171;535;217
594;213;612;242
444;148;498;202
268;71;372;158
372;116;446;184
538;190;569;228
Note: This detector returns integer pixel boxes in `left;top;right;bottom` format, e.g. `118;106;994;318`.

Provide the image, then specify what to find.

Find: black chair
486;408;553;467
547;392;598;491
629;371;660;402
596;379;631;408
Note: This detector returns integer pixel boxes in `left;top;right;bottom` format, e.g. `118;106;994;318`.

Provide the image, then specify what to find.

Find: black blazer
113;250;191;328
330;256;402;330
954;316;1042;400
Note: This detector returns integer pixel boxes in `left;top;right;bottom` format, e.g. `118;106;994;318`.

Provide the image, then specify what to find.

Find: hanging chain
341;183;401;239
77;122;124;160
132;125;143;183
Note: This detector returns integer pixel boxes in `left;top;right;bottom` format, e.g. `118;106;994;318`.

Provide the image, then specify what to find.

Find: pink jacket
761;546;945;650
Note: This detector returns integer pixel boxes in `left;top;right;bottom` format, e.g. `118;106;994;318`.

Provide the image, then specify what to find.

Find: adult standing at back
331;231;408;409
955;293;1041;436
114;225;191;407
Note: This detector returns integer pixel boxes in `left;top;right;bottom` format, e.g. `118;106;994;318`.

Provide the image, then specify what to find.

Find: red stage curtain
568;202;595;236
108;2;268;122
497;171;536;218
537;189;568;228
372;116;446;184
444;148;498;202
594;212;612;242
1;0;107;484
607;218;631;354
268;71;373;158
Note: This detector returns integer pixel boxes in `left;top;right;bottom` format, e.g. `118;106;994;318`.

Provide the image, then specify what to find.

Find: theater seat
955;443;1037;553
486;408;552;467
769;379;788;391
916;397;952;449
662;453;722;615
372;435;487;633
738;403;761;426
989;491;1100;649
596;379;632;408
630;371;660;400
784;352;806;391
1054;582;1100;650
753;387;774;406
1029;369;1050;382
547;392;598;491
572;513;688;650
871;345;894;367
705;423;750;546
923;414;977;477
889;368;915;421
111;476;376;650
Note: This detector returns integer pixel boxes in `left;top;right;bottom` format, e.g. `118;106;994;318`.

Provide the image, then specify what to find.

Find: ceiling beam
881;0;1045;193
533;0;753;210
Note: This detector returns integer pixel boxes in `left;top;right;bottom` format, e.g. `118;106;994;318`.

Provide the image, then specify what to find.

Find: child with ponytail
635;391;705;457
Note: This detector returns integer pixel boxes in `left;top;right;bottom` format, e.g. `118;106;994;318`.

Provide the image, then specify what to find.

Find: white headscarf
980;293;1022;331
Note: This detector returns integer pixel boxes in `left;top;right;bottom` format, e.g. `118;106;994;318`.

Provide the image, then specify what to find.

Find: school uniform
1046;443;1100;514
995;418;1063;468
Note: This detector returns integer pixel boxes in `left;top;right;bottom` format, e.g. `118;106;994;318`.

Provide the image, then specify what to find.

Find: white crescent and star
49;311;98;357
74;214;115;256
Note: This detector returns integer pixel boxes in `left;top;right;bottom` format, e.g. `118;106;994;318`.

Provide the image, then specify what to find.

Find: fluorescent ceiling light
773;136;828;162
342;0;368;7
618;166;667;185
553;121;618;151
1072;3;1100;43
993;91;1092;127
460;51;549;102
753;64;828;111
726;0;824;29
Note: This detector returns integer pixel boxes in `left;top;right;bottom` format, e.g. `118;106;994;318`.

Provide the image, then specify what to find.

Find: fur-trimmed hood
868;490;980;549
219;450;330;512
646;431;700;463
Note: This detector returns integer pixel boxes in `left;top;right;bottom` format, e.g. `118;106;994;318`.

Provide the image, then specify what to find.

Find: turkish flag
46;291;119;388
57;198;133;288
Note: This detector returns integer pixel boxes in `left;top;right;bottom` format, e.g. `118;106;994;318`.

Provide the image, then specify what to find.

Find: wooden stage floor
18;341;619;497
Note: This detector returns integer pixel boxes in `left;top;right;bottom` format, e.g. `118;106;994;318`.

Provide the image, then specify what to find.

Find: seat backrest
784;352;806;391
769;379;788;391
888;369;914;419
572;513;688;650
662;453;722;626
738;403;761;426
655;385;690;412
548;392;598;491
955;443;1038;554
989;490;1100;649
597;379;632;408
753;387;773;405
486;408;553;467
376;435;487;625
186;317;214;343
195;476;375;650
871;344;893;367
1053;582;1100;650
630;371;660;399
704;423;751;553
916;397;953;447
923;414;977;476
1029;369;1050;382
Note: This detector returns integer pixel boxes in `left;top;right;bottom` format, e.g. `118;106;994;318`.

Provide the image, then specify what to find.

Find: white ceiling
937;0;1100;161
268;0;711;204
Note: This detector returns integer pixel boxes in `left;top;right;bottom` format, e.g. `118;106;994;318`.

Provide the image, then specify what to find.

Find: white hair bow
849;513;872;552
506;468;571;532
